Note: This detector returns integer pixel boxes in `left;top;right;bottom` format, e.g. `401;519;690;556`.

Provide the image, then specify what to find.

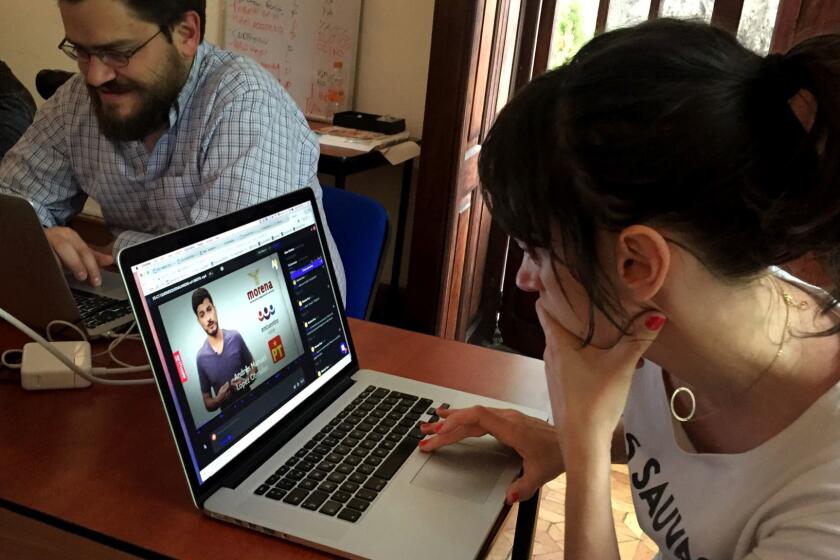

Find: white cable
107;354;142;369
46;319;87;343
45;319;150;373
94;323;145;368
91;365;151;376
99;361;148;373
1;349;22;370
0;307;153;386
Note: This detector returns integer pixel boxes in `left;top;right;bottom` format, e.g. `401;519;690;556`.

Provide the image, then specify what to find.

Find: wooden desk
0;319;547;559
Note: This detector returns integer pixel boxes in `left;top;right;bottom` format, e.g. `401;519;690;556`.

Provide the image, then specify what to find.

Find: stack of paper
315;126;410;152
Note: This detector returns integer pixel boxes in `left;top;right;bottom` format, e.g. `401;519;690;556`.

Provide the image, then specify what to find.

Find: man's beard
88;49;188;142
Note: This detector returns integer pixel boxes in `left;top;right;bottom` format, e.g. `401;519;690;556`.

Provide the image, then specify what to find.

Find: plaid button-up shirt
0;41;345;300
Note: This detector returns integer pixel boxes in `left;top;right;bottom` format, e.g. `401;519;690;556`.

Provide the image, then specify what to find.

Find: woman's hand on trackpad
418;406;564;504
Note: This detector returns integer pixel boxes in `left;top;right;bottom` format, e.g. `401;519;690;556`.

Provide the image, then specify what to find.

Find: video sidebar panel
284;225;351;376
145;225;350;472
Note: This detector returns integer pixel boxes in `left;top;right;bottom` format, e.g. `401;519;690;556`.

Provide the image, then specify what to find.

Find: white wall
341;0;433;289
0;0;78;100
354;0;433;137
0;0;434;288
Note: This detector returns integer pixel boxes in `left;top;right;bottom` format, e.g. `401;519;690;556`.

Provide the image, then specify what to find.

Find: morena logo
258;305;276;322
247;280;274;301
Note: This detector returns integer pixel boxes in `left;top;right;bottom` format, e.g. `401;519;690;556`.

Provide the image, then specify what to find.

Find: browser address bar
154;220;288;285
139;206;313;293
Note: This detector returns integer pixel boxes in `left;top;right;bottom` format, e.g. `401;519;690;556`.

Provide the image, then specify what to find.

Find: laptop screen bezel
117;187;359;507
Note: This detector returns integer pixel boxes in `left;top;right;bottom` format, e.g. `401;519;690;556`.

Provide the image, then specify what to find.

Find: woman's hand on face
536;300;665;454
418;406;564;504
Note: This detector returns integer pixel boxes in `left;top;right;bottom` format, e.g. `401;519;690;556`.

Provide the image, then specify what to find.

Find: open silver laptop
118;187;545;559
0;192;133;338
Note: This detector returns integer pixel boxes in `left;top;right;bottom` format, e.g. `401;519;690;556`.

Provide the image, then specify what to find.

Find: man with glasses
0;0;345;300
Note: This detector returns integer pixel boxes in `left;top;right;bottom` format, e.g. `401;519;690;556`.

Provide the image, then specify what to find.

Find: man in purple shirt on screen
192;287;257;412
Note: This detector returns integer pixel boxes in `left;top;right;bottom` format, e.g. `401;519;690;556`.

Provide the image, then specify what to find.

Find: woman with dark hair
419;18;840;559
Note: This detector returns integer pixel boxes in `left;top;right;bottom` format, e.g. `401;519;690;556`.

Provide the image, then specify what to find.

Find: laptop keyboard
71;289;132;328
254;385;448;523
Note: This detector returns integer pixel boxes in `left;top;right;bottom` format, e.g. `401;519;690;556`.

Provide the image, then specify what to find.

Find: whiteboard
223;0;361;120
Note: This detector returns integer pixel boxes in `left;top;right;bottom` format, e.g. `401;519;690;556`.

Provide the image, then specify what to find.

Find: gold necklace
669;281;806;423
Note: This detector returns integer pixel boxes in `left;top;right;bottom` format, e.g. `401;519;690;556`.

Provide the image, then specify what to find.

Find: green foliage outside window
549;1;586;68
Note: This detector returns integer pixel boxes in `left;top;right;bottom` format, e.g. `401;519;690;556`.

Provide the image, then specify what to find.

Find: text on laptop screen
130;201;351;484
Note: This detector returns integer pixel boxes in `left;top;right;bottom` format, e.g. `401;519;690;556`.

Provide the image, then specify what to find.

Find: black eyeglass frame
58;29;163;68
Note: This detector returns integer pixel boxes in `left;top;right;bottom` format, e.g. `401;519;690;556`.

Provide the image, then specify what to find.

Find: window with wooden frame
491;0;839;357
544;0;799;72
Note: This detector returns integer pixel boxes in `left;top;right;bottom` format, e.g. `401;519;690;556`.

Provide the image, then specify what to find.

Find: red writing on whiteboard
316;23;352;58
252;21;284;34
232;0;260;16
231;38;267;58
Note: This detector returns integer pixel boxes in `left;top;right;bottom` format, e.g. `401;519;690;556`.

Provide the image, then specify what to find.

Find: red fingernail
434;423;443;433
418;439;427;447
645;316;666;331
511;492;520;503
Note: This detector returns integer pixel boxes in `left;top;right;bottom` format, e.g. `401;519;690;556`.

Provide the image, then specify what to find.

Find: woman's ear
615;225;670;302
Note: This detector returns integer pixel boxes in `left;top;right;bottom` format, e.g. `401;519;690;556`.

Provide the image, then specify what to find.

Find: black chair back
36;69;74;100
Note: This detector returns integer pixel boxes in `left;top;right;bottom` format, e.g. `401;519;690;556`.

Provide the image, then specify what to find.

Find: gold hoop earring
670;386;696;422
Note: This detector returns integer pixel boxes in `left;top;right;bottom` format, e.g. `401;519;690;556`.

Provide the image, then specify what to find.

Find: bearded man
0;0;345;300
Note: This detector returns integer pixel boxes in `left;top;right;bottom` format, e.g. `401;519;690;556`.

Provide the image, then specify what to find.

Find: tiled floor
487;464;659;559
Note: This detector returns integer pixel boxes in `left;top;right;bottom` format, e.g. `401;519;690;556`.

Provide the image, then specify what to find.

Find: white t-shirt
623;356;840;560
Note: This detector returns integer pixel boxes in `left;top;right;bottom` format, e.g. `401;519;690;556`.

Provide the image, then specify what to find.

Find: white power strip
21;341;93;390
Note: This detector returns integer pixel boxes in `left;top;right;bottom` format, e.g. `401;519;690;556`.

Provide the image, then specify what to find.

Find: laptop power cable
0;306;153;389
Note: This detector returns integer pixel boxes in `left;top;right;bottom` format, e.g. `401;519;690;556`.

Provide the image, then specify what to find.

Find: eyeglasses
58;29;163;68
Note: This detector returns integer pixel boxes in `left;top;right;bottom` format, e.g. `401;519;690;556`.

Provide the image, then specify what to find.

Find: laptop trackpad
68;270;127;300
409;443;508;503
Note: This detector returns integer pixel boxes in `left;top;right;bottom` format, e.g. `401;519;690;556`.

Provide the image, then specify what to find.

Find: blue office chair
321;186;389;320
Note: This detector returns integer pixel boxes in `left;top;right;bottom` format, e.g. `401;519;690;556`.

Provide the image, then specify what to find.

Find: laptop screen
128;198;352;485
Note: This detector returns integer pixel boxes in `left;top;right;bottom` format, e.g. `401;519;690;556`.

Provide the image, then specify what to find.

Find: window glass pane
659;0;713;21
496;0;523;112
737;0;780;54
548;0;600;67
606;0;651;31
